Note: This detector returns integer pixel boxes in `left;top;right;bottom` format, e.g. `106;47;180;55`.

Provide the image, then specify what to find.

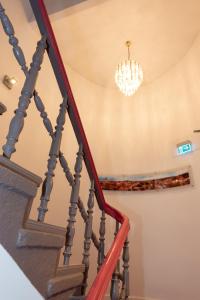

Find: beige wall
68;34;200;300
1;1;200;299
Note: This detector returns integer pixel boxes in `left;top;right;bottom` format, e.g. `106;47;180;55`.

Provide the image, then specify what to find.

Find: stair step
47;265;84;298
17;228;64;249
0;155;42;186
69;297;85;300
14;225;66;295
26;219;66;237
56;265;85;277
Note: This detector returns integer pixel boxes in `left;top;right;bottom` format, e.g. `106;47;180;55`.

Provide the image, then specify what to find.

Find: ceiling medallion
115;41;143;96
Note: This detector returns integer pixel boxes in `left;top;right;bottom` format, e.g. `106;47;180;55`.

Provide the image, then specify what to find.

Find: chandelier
115;41;143;96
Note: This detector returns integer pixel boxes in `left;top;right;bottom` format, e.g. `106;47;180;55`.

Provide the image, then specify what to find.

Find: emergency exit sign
177;141;192;155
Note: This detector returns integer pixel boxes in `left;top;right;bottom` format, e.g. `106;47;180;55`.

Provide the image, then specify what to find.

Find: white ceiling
44;0;200;88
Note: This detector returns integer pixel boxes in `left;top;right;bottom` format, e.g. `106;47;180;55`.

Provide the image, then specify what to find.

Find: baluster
59;152;74;186
0;3;28;74
97;210;106;272
37;96;68;221
120;238;130;299
63;144;83;265
81;180;95;295
33;92;54;137
33;91;74;186
34;94;73;183
0;0;99;254
77;197;99;251
110;221;120;300
2;36;46;159
32;92;100;251
59;152;100;250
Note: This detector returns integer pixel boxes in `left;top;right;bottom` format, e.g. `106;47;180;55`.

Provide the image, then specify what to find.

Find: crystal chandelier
115;41;143;96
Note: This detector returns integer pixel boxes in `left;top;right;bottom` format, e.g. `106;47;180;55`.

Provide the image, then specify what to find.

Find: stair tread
26;219;66;236
0;155;42;186
17;228;65;249
56;264;85;277
47;265;84;297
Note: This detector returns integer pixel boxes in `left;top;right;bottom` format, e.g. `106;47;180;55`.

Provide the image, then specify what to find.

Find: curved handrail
87;214;129;299
29;1;130;298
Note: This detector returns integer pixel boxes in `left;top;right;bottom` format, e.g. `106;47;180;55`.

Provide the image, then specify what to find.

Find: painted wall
67;34;200;300
0;1;200;299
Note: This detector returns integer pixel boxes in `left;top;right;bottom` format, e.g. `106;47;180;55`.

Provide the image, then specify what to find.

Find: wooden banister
0;0;130;298
28;1;130;298
88;215;129;300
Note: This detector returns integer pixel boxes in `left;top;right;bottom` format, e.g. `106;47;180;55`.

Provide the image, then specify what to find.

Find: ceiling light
115;41;143;96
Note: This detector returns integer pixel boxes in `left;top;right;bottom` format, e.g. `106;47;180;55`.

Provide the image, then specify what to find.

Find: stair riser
0;189;32;251
0;161;62;296
0;161;39;253
0;187;64;296
0;158;84;299
14;248;62;295
48;288;81;300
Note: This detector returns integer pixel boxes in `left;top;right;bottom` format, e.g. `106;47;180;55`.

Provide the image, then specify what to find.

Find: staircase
0;156;84;299
0;1;130;299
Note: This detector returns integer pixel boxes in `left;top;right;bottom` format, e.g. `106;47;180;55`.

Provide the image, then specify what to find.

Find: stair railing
0;1;99;252
0;1;130;299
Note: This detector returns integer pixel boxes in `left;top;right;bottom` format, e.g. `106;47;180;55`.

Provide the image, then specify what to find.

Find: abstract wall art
99;166;192;192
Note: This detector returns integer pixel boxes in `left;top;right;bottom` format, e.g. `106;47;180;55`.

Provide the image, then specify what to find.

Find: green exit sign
177;141;192;155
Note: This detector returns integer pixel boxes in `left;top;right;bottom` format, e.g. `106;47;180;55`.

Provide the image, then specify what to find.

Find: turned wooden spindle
37;96;68;221
34;92;54;137
59;152;74;186
81;180;95;295
0;3;28;74
120;238;130;299
32;92;99;249
77;197;99;250
110;221;120;300
2;36;46;159
63;144;83;265
97;210;106;272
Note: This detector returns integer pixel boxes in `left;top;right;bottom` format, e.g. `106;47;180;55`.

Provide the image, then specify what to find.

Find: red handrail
87;214;129;300
29;1;130;298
